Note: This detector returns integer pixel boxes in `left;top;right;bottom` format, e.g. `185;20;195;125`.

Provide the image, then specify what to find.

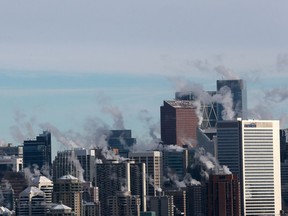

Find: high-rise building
207;174;241;216
107;130;136;158
186;184;206;216
0;143;23;158
53;148;95;182
164;190;186;216
107;191;141;216
52;175;82;216
160;100;198;146
150;195;174;216
162;149;188;180
95;160;130;216
129;151;162;197
0;155;23;172
46;202;76;216
217;119;282;215
176;91;218;129
241;120;281;215
217;120;242;178
31;175;53;204
23;131;51;170
17;186;46;216
216;79;247;121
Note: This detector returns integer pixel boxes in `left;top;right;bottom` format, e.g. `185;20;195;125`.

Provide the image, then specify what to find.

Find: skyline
1;1;288;157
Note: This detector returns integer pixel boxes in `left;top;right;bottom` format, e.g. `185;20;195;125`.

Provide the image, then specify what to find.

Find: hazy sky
1;0;288;155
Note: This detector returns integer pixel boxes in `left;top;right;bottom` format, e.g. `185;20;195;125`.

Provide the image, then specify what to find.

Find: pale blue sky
0;0;288;156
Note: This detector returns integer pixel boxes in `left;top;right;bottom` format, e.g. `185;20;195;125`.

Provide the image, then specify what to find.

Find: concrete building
129;151;162;197
82;202;101;216
0;144;23;158
53;148;95;182
160;100;199;146
52;175;82;216
107;191;141;216
46;202;76;216
150;195;174;216
17;186;46;216
31;175;53;203
207;174;241;216
0;156;22;172
241;120;281;215
23;131;51;170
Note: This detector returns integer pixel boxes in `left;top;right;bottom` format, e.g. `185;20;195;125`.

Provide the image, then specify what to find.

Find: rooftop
164;100;195;108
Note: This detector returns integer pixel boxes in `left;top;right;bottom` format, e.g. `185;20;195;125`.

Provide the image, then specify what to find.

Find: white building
242;120;281;215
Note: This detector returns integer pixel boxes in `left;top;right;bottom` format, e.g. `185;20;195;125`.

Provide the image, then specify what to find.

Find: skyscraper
107;130;136;158
161;100;198;146
207;174;241;216
216;79;247;121
23;131;51;170
217;119;282;215
241;120;281;215
107;191;141;216
150;195;174;216
52;175;82;216
129;151;162;197
53;148;95;182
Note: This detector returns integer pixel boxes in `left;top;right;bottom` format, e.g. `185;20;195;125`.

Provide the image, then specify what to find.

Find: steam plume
215;65;239;80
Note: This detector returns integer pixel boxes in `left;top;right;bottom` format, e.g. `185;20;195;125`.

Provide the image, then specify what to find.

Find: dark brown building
160;100;199;147
207;174;241;216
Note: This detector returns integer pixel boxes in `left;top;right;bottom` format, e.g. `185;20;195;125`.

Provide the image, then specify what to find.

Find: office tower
82;202;101;216
207;174;241;216
150;195;174;216
0;144;23;158
216;79;247;120
107;130;136;158
23;131;51;170
82;182;101;216
46;202;76;216
17;186;46;216
164;190;186;216
217;120;242;178
95;160;131;216
197;127;217;156
107;191;141;216
217;119;282;215
53;148;95;182
162;148;188;179
0;156;23;172
52;175;82;216
129;151;162;197
161;100;198;146
241;120;281;215
176;91;218;129
130;162;147;212
31;175;53;203
186;184;206;216
281;161;288;210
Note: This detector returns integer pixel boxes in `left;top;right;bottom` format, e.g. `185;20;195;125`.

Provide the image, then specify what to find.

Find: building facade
23;131;51;170
161;100;198;146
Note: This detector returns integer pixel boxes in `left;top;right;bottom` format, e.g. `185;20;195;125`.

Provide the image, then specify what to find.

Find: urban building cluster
0;79;286;216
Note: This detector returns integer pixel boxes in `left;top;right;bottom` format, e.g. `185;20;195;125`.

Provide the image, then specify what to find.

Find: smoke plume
215;65;239;80
264;87;288;103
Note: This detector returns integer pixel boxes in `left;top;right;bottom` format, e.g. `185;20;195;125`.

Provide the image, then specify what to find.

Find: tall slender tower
129;151;162;197
241;120;281;215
